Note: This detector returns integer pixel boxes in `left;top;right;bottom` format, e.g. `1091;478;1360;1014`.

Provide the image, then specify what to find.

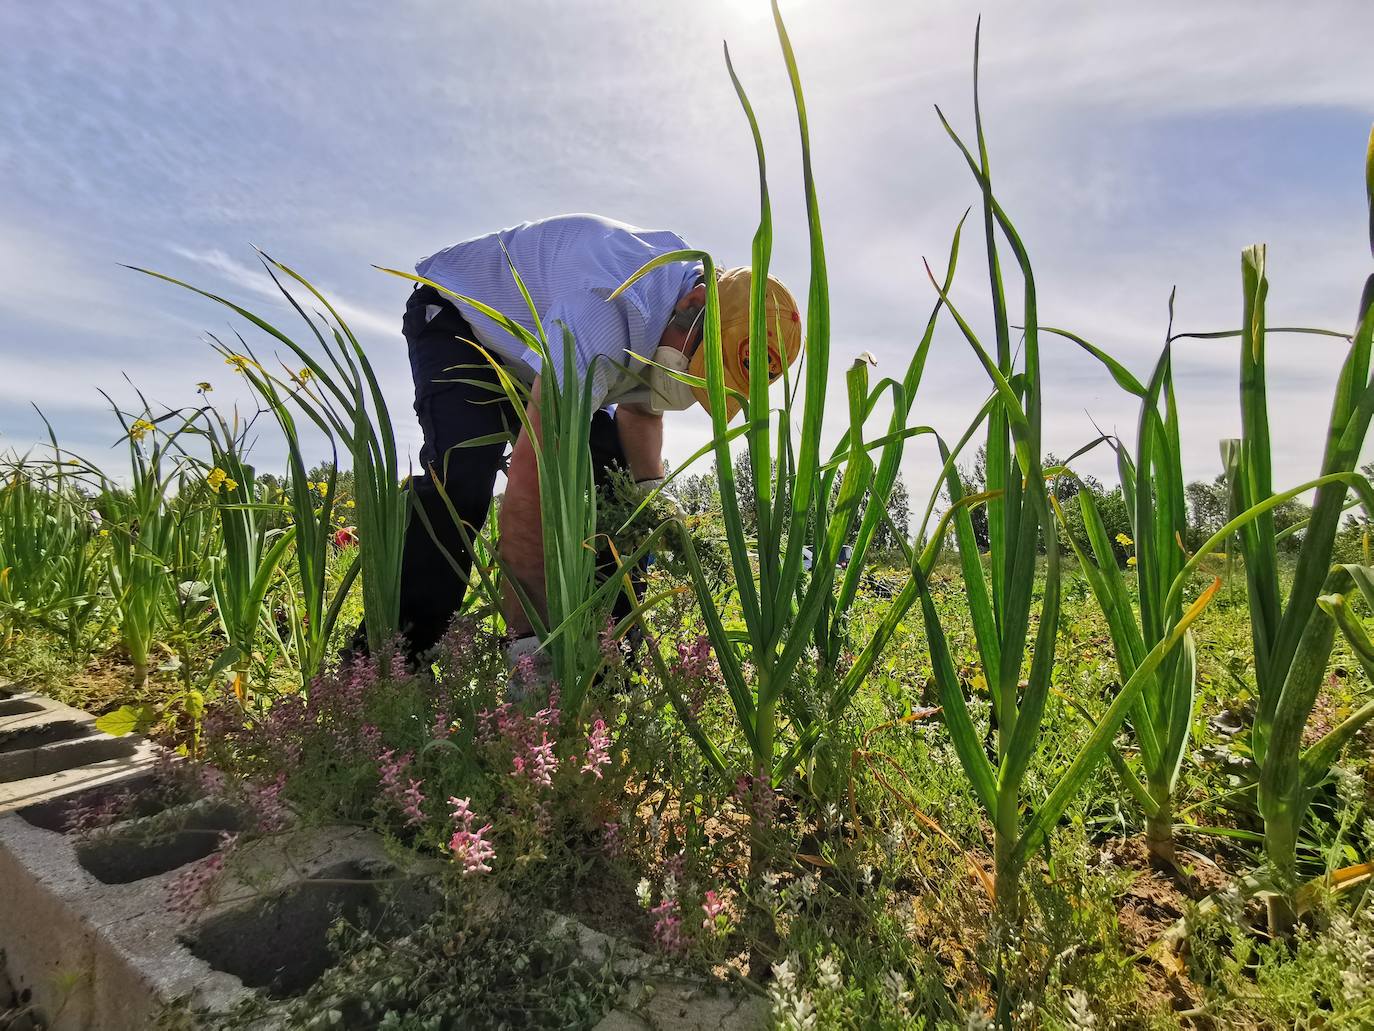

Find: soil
1096;833;1246;1016
562;854;656;949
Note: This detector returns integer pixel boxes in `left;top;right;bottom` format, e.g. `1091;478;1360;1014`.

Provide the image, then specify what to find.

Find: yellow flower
312;481;328;495
291;367;313;385
1115;532;1133;548
98;528;110;538
129;418;154;443
344;499;355;509
197;381;213;393
1126;556;1138;568
206;467;238;494
224;354;257;373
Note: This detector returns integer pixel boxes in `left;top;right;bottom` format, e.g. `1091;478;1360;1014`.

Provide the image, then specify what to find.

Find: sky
2;0;1372;520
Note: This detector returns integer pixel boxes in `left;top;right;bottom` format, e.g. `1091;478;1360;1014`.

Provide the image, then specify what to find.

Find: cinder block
1;693;762;1029
0;739;163;814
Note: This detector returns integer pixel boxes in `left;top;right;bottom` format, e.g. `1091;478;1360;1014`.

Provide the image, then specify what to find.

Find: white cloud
2;0;1371;514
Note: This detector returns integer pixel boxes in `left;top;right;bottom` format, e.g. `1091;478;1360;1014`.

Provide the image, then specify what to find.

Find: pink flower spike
581;718;611;778
701;890;729;934
650;896;684;954
447;795;494;875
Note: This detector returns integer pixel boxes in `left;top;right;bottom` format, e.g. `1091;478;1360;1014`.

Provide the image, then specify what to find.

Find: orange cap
688;267;802;421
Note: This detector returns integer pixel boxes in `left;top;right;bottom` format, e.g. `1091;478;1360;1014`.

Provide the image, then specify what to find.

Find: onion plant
915;39;1221;946
217;365;355;686
196;407;296;697
0;453;105;654
605;1;943;791
133;257;403;663
1219;141;1374;925
1045;331;1198;869
95;405;192;689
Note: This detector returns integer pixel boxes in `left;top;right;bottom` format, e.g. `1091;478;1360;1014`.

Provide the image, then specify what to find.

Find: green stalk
917;37;1219;979
1222;127;1374;924
600;0;929;793
195;406;295;697
1046;328;1197;868
133;257;407;659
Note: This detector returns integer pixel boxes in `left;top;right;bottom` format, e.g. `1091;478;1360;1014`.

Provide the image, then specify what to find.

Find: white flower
636;878;652;908
884;819;906;857
859;864;875;885
662;873;678;902
816;953;842;992
771;956;797;991
883;969;907;1001
783;991;816;1030
1064;988;1097;1029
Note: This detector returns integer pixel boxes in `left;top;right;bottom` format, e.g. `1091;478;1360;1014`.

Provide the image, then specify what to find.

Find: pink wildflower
476;702;515;743
581;718;611;778
601;820;623;858
197;764;228;797
249;772;289;832
598;619;623;664
733;770;780;822
357;722;383;758
378;749;426;827
673;635;715;679
430;712;452;740
400;779;426;827
651;897;684;954
516;732;558;789
447;797;495;876
701;890;729;934
167;832;239;918
65;789;132;835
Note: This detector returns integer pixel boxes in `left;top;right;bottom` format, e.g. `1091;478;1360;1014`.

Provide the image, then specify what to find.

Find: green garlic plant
914;35;1219;956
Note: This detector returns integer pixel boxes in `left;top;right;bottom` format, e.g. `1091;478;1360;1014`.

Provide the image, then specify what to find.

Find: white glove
504;634;554;703
635;477;682;520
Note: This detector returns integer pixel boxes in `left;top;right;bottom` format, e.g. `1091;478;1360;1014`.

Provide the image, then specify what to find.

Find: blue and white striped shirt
415;214;701;409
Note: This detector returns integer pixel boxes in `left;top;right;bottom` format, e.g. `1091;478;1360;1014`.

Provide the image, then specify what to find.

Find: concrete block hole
0;699;45;717
17;772;164;831
183;861;439;998
0;735;140;783
0;719;94;754
76;800;247;883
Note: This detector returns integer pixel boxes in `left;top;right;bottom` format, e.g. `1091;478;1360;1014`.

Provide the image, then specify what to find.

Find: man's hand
634;476;683;521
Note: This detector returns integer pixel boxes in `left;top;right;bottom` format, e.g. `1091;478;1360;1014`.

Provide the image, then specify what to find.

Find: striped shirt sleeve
538;292;633;410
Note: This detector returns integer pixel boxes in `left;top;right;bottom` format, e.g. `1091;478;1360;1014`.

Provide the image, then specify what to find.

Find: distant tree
1057;479;1133;566
1184;475;1230;551
732;451;759;534
948;445;990;552
1184;473;1308;555
1045;451;1103;503
874;473;911;555
824;470;911;555
674;467;720;517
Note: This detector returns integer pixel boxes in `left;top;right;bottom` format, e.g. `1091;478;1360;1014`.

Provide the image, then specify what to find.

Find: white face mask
647;346;697;413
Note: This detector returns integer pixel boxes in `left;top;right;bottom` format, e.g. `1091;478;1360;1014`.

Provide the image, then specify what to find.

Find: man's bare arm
615;401;665;482
500;379;545;637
